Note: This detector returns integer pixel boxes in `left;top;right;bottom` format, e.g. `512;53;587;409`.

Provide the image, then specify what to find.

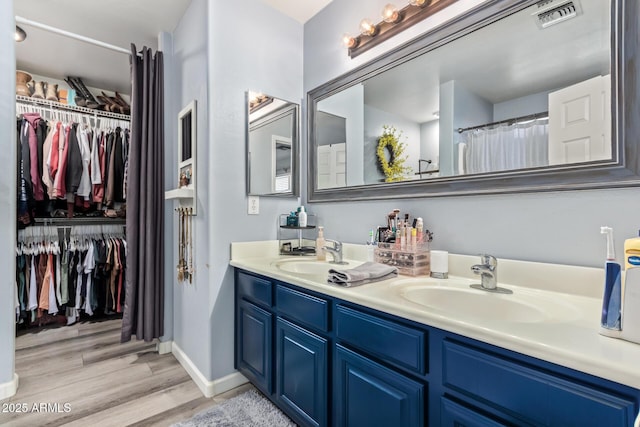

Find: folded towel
328;262;398;287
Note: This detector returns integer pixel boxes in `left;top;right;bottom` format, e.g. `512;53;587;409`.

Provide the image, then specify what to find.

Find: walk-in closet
5;1;184;424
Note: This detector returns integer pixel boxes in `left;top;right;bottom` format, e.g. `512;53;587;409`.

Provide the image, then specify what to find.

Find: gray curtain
121;44;164;343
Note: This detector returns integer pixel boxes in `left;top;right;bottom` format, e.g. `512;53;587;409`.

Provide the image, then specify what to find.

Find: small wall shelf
278;214;317;255
165;187;195;213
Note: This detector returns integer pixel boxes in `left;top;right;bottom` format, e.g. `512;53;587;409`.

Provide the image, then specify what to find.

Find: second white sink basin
399;282;581;324
273;259;362;276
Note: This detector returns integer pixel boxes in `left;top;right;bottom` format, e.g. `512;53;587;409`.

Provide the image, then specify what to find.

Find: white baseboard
0;374;19;400
172;342;248;398
156;340;173;355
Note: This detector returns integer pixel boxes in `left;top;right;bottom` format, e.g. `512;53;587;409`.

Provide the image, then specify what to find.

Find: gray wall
303;0;640;268
493;91;551;122
0;0;16;386
205;0;303;379
171;0;213;378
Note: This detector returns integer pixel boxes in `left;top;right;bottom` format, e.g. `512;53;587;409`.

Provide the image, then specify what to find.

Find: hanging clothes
15;225;127;326
16;103;130;223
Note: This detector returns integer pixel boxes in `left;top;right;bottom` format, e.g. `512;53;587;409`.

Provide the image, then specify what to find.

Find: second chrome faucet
470;254;512;294
324;239;348;265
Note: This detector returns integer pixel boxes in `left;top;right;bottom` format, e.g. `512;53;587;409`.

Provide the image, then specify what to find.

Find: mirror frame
307;0;639;202
246;92;300;197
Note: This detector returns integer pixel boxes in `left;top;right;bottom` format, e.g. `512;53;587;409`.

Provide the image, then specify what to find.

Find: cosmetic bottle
316;226;326;261
624;230;640;270
298;206;307;227
416;218;424;243
621;229;640;344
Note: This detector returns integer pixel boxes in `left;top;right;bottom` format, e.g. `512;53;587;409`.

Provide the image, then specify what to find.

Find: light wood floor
1;318;253;427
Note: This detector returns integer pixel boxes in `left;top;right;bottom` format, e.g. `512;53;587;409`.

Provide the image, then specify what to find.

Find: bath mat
172;388;296;427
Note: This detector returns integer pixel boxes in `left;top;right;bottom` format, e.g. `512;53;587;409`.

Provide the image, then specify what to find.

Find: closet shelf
34;217;126;226
16;95;130;120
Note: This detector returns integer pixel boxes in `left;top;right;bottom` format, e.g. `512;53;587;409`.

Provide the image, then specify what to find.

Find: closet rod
16;95;130;120
15;16;130;55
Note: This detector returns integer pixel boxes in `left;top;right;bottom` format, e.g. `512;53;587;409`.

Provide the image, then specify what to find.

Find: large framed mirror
246;91;300;196
308;0;639;202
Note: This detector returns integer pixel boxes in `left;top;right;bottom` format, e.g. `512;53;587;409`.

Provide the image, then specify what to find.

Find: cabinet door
276;317;328;427
334;344;424;427
236;299;272;395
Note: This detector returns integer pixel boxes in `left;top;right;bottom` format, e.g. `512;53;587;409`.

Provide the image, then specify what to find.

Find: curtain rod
15;16;130;55
457;111;549;134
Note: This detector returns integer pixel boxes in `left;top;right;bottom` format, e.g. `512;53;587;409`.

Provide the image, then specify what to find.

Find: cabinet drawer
237;270;272;307
336;305;426;374
443;340;636;426
276;285;329;333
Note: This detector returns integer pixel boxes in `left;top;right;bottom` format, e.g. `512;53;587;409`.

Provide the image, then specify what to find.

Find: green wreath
377;125;410;182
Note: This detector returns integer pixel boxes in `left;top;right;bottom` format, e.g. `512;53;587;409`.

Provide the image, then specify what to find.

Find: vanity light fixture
344;0;459;58
342;33;359;49
382;4;402;24
359;18;378;36
249;93;274;114
15;25;27;42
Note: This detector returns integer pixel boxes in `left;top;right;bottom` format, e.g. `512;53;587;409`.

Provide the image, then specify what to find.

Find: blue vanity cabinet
275;283;330;427
275;317;328;427
235;271;274;396
333;304;426;427
234;269;640;427
440;339;639;427
333;344;424;427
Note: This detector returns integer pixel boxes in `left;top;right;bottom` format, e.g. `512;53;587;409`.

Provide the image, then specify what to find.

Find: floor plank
1;318;255;427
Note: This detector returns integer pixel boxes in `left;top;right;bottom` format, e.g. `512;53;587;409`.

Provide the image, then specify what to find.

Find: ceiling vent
533;0;582;29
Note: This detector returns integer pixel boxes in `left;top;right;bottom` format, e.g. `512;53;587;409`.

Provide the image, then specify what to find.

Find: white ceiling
363;0;610;123
14;0;331;95
260;0;333;23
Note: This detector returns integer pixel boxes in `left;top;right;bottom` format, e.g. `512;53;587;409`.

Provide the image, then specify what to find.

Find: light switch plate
248;196;259;215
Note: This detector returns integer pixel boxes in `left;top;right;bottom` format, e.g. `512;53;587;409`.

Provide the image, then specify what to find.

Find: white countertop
230;241;640;389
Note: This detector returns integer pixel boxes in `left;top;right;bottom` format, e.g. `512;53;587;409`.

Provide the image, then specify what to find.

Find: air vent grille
533;0;582;29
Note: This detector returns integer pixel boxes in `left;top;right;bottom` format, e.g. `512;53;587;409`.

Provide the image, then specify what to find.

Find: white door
548;75;611;165
317;143;346;189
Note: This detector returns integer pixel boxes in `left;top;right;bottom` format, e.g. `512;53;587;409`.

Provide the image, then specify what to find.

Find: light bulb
15;26;27;42
342;33;358;49
382;4;401;23
408;0;427;6
359;18;377;36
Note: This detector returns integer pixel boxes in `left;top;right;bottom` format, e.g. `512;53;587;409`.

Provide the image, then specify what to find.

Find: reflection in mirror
247;91;299;196
310;0;620;199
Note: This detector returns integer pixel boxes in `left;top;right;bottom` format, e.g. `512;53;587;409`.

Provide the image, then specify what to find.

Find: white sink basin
273;259;362;276
398;281;580;323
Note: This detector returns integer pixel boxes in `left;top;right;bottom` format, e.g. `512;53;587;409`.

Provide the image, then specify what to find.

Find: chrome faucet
471;254;498;290
470;254;512;294
324;239;347;264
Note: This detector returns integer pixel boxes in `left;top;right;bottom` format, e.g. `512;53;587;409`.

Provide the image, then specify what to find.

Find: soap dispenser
316;226;326;261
